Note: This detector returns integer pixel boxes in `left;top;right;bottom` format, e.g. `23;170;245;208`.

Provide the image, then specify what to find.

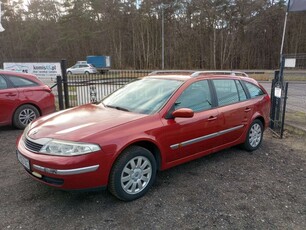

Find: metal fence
269;54;306;137
57;70;151;108
269;73;289;138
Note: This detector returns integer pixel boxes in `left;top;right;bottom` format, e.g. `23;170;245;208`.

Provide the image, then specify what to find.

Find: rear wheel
109;146;156;201
85;71;90;75
13;104;40;129
67;71;72;75
243;119;263;151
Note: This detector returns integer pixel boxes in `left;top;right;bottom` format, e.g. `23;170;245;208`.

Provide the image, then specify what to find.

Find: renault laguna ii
17;71;270;201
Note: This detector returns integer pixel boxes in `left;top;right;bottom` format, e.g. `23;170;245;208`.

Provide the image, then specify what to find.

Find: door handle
244;108;251;112
208;116;217;121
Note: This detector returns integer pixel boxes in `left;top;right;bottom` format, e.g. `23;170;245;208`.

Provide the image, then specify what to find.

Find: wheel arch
111;140;162;172
132;141;162;170
253;115;265;129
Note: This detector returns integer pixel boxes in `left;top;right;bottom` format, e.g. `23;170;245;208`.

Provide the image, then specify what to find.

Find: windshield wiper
105;105;130;112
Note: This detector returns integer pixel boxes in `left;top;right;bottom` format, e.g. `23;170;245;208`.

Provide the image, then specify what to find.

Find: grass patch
285;110;306;127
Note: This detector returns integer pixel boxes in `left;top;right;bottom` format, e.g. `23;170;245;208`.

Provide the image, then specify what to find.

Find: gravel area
0;126;305;230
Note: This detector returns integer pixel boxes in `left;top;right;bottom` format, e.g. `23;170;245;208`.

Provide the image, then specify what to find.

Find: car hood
27;104;147;141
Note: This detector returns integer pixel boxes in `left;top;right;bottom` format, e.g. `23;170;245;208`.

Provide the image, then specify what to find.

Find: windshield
102;78;183;114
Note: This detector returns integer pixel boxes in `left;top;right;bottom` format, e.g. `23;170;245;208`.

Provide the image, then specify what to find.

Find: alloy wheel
120;156;152;195
19;108;37;126
249;123;262;148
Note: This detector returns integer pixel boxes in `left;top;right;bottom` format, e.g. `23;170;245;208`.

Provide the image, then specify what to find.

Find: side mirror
172;108;194;118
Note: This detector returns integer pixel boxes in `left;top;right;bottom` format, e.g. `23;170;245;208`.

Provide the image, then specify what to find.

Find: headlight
40;139;101;156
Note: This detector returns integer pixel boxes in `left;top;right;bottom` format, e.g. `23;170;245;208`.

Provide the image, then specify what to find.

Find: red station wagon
17;71;270;201
0;70;56;129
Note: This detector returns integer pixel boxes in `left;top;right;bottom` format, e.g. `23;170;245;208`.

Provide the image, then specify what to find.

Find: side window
0;76;8;89
244;81;264;98
7;76;38;88
175;80;212;112
213;79;239;106
235;80;247;101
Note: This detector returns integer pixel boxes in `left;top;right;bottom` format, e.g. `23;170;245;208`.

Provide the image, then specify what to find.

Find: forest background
0;0;305;70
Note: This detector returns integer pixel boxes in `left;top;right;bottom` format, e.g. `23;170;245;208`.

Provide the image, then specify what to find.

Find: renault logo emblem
31;129;38;136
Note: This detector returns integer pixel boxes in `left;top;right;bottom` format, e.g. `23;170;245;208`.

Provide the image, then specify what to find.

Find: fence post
56;75;64;110
270;78;275;128
280;82;289;138
61;59;69;109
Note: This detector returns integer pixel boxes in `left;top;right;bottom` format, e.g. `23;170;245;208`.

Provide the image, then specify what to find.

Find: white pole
278;0;291;82
279;0;291;62
0;1;5;32
279;11;288;62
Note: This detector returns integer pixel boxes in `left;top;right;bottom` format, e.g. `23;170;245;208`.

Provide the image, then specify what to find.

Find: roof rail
191;71;249;78
149;70;195;76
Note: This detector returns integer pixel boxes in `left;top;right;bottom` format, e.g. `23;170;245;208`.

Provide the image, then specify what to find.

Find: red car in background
17;71;270;201
0;70;55;129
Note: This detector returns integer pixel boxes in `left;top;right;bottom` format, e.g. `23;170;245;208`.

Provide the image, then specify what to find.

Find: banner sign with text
3;62;61;79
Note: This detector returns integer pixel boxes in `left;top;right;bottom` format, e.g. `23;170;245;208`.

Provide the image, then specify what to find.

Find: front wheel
108;146;157;201
243;119;263;151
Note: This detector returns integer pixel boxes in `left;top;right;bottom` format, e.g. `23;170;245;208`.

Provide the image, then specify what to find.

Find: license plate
17;151;30;171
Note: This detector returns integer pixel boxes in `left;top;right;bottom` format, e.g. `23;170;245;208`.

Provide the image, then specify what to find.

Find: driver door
162;80;221;163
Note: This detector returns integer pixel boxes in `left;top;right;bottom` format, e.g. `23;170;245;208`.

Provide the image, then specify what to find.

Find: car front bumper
16;137;112;190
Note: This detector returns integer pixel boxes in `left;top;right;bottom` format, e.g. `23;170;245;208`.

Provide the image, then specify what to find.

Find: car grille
25;138;43;153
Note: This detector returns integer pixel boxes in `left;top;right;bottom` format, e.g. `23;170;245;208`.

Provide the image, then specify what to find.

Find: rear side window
244;81;264;98
0;76;8;89
213;79;240;106
6;76;38;88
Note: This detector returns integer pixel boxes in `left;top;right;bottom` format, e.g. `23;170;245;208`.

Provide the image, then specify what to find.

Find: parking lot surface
0;126;305;229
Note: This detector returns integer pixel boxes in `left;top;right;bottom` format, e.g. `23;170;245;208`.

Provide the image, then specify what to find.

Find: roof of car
147;70;261;85
148;70;248;79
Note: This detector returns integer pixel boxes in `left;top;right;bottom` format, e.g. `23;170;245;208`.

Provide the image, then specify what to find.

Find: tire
13;104;40;129
108;146;157;201
243;119;263;151
67;71;72;75
85;71;90;75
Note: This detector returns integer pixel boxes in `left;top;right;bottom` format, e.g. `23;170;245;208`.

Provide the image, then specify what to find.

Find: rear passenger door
212;79;253;145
